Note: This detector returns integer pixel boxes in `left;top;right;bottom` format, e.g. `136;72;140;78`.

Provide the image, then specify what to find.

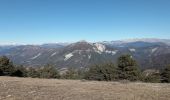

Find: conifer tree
117;55;141;81
0;56;15;76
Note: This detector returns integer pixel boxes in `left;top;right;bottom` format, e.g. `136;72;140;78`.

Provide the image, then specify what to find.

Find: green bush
0;69;3;76
85;63;116;81
161;65;170;83
27;67;40;78
62;68;86;79
39;64;60;79
61;67;79;79
144;73;161;83
12;65;28;77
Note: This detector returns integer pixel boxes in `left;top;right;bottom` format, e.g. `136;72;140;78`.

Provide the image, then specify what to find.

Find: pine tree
0;56;15;76
117;55;141;81
161;65;170;83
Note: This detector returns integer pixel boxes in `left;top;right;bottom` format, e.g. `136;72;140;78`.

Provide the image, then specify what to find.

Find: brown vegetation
0;76;170;100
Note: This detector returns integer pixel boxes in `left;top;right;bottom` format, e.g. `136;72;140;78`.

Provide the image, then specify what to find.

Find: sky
0;0;170;44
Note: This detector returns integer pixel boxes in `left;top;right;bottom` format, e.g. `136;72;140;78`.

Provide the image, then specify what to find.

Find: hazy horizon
0;38;170;45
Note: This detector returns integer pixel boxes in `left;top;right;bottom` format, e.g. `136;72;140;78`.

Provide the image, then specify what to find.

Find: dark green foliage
39;64;60;79
117;55;141;81
0;56;15;76
161;65;170;83
85;65;104;81
85;63;116;81
0;69;3;76
12;65;28;77
12;70;23;77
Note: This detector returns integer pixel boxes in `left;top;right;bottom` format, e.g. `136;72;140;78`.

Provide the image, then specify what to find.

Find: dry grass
0;77;170;100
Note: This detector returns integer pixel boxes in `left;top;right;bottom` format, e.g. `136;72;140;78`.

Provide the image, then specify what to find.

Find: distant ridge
0;38;170;70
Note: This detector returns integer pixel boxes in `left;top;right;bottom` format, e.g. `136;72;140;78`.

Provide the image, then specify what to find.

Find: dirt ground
0;76;170;100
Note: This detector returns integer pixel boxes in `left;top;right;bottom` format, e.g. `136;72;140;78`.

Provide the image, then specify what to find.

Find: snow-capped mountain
0;39;170;69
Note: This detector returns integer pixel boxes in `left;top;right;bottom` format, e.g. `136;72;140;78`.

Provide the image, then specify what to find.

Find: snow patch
93;43;106;54
129;48;136;52
105;50;118;55
30;53;41;60
51;52;57;57
151;47;158;53
94;43;106;52
64;53;73;61
94;49;102;54
88;55;91;59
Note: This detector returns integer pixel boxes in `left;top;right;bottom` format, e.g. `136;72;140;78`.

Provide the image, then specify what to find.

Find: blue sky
0;0;170;44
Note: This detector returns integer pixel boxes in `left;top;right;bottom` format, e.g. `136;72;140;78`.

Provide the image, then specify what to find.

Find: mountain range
0;38;170;70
